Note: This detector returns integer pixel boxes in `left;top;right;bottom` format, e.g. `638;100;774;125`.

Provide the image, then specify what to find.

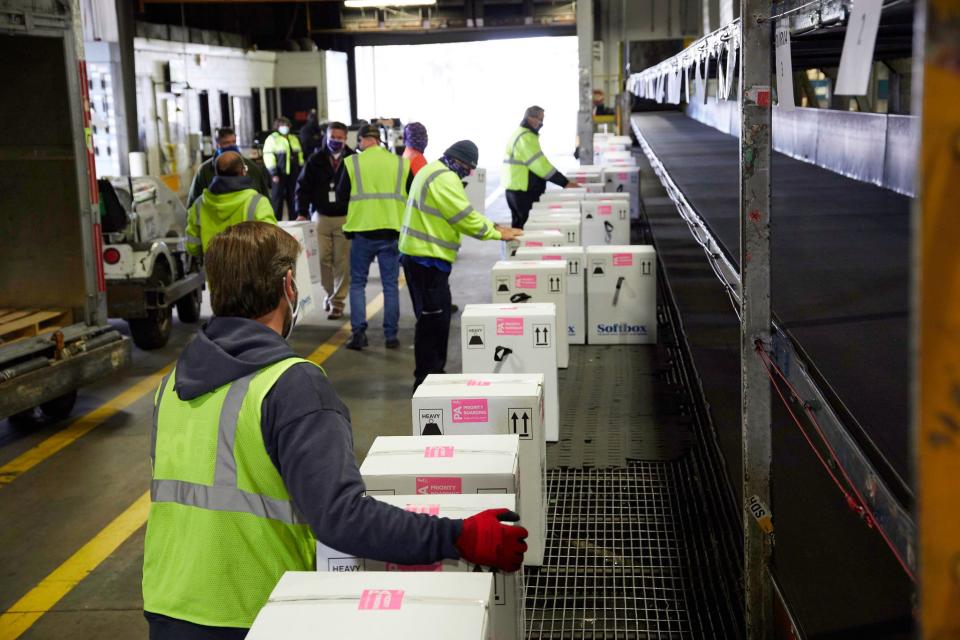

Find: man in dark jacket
142;221;527;639
295;121;354;319
299;110;324;159
187;127;271;207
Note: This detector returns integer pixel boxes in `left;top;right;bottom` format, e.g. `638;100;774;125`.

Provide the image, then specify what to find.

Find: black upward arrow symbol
535;327;542;342
522;412;529;434
511;412;519;432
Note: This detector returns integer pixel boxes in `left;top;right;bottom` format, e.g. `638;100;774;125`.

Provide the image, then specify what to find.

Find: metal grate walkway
524;227;743;638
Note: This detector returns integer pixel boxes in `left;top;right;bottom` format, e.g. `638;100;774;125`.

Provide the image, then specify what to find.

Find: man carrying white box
142;223;527;639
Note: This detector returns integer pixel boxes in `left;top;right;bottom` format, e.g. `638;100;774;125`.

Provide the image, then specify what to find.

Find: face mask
215;144;240;156
327;139;344;153
442;155;471;179
282;277;300;340
278;126;290;135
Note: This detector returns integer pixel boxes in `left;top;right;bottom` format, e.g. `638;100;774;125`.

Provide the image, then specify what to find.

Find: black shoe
385;337;400;349
346;331;368;350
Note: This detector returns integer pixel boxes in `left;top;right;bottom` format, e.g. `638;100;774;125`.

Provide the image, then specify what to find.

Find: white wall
355;37;579;175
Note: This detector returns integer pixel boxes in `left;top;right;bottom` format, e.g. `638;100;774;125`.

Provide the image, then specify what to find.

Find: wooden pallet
0;309;73;345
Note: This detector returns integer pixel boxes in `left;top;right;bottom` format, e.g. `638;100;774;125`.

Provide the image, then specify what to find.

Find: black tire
8;408;37;425
129;258;174;349
129;306;173;350
176;288;202;323
39;390;78;421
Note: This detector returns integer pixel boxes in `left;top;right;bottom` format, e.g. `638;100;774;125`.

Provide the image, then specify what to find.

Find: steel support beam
916;0;960;637
739;0;773;636
576;0;594;164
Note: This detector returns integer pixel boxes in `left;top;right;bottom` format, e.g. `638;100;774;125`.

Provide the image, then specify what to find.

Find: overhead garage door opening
355;36;578;175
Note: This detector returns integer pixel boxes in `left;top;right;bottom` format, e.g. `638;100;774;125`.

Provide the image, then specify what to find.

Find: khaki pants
315;215;350;311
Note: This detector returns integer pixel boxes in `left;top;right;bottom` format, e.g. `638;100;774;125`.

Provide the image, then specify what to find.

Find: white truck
0;0;130;421
99;176;204;349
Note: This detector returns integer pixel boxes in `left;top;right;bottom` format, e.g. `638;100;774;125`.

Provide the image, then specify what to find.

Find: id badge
328;191;336;203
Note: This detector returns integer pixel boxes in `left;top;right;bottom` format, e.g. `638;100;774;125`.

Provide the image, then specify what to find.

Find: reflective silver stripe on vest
401;225;461;251
544;168;557;181
418;167;448;212
151;371;173;464
246;194;263;221
350;193;406;202
471;223;491;240
525;151;545;166
151;479;306;526
448;206;475;225
503;129;532;164
351;154;364;194
214;371;256;486
394;152;405;196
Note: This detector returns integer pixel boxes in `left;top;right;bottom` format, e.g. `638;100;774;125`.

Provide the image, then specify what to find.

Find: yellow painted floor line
0;365;172;487
0;288;395;639
0;492;152;640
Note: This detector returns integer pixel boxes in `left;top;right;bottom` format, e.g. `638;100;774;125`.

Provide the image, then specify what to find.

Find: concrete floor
0;178;513;638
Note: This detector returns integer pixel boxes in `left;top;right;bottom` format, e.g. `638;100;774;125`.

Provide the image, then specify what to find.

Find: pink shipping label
359;589;404;610
613;253;634;267
385;562;444;572
424;445;455;458
416;476;463;494
525;241;544;247
548;203;563;209
404;504;441;515
451;398;489;423
544;255;563;260
515;274;537;289
618;172;628;180
496;317;525;336
598;205;612;215
466;379;491;386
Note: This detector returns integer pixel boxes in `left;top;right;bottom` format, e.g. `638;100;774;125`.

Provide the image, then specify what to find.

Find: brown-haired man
142;221;528;638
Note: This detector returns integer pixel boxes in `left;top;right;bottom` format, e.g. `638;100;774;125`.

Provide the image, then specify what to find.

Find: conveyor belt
632;111;911;490
634;115;915;637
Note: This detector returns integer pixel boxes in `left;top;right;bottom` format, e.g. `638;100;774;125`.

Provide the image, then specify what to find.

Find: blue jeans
349;235;400;339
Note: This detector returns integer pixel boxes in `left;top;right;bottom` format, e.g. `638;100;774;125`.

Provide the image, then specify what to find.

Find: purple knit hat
403;122;428;152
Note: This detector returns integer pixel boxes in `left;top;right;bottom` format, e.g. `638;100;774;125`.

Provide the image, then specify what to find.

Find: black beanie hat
443;140;479;168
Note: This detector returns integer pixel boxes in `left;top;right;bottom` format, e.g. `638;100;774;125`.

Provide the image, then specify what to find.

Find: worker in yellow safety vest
186;151;276;257
502;105;579;229
262;116;305;221
142;221;528;638
399;140;523;390
339;123;412;351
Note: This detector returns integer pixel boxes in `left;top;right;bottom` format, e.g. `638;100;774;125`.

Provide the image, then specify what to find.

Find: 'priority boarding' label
613;253;634;267
515;274;537;289
497;317;524;335
416;476;463;494
358;589;404;610
451;398;489;423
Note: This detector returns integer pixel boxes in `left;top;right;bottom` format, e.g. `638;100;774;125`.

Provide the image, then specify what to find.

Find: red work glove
456;509;528;572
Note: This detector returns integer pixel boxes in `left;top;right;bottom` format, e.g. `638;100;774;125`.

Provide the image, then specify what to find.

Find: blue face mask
441;155;472;179
216;144;241;156
327;139;344;153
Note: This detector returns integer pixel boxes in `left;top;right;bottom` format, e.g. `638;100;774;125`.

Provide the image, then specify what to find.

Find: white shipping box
315;494;524;640
565;167;604;184
513;246;586;345
360;434;520;497
603;166;641;220
278;221;321;319
581;199;630;246
461;304;560;442
523;219;580;246
463;167;487;213
504;229;564;257
538;192;586;203
248;571;493;640
491;260;569;369
411;375;545;565
586;245;657;344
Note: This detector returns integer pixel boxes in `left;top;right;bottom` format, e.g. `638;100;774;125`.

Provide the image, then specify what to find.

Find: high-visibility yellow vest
185;188;276;256
343;145;410;233
142;358;319;628
501;126;558;191
399;160;501;263
262;132;304;175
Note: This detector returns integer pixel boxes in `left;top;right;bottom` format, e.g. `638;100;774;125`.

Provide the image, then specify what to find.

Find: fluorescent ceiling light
344;0;436;7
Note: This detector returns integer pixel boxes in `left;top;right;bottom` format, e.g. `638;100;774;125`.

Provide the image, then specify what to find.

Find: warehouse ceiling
136;0;576;49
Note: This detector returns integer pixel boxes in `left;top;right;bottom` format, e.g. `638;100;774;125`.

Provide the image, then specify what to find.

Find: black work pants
145;611;248;640
270;173;298;220
401;256;451;391
505;189;537;229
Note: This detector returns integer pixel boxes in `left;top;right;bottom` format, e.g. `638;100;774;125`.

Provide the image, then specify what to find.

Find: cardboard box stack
460;304;560;442
490;261;569;369
411;373;547;565
315;493;525;640
512;246;586;345
248;572;494;639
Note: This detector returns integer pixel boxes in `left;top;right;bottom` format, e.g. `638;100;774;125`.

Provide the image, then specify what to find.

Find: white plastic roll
129;152;147;178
